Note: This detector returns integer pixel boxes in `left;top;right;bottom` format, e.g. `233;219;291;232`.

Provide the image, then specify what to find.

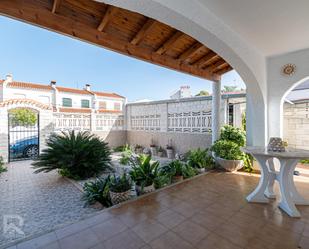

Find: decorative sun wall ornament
282;64;296;76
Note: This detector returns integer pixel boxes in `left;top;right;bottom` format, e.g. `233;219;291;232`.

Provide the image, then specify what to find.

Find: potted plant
157;146;165;157
149;139;157;156
129;154;159;194
109;174;132;205
134;144;143;154
166;140;174;159
186;148;214;173
211;140;244;172
160;160;195;183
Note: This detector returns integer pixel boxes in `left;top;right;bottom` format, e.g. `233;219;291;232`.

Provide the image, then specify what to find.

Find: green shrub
301;159;309;164
32;131;112;180
186;148;214;169
82;176;112;207
211;140;243;160
0;156;7;174
160;160;196;179
119;146;133;165
109;174;132;193
130;154;160;188
220;125;246;147
114;144;131;152
10;108;37;127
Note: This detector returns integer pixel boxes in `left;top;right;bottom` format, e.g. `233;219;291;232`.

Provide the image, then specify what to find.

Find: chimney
6;74;13;83
85;84;91;91
50;80;56;88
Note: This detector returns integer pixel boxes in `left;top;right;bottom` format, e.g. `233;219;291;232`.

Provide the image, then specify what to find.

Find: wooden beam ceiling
130;19;156;45
97;5;117;32
52;0;62;14
156;31;186;55
178;42;204;61
0;0;232;81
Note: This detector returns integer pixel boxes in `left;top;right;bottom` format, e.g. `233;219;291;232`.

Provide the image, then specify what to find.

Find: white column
212;79;221;143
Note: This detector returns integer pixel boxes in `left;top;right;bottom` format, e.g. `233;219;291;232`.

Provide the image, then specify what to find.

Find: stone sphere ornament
282;64;296;76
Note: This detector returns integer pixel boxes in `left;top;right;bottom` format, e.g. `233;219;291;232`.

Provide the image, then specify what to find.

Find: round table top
241;146;309;159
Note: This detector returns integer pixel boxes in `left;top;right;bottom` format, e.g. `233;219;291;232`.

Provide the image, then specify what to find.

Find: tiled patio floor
7;171;309;249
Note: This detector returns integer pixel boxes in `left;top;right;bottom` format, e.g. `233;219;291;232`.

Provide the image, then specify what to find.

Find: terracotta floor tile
155;209;187;229
132;219;168;243
172;220;211;245
91;218;127;242
103;230;146;249
17;232;57;249
171;202;199;218
58;228;100;249
190;211;227;231
299;236;309;249
149;231;194;249
196;232;242;249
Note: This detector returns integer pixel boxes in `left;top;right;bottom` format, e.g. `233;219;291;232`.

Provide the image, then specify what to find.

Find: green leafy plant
158;146;164;153
0;156;7;174
109;174;132;193
129;154;160;188
160;160;196;179
10;108;37;127
82;176;112;207
32;131;112;180
114;144;131;152
186;148;214;169
211;140;243;160
119;146;133;165
220;125;246;147
301;159;309;164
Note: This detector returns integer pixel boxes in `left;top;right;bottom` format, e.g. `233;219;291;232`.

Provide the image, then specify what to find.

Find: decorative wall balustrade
95;114;124;131
53;113;91;131
167;111;212;133
130;114;161;131
53;113;124;131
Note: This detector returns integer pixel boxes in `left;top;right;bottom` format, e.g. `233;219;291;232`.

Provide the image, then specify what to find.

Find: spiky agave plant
32;131;112;179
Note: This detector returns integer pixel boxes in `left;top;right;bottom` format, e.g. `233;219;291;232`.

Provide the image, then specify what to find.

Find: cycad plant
82;176;112;207
129;154;160;188
186;148;214;170
32;131;112;179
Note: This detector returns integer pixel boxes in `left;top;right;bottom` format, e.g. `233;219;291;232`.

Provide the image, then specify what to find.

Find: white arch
100;0;267;145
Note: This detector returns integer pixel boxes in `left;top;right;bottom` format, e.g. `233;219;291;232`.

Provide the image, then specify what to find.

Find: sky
0;16;245;102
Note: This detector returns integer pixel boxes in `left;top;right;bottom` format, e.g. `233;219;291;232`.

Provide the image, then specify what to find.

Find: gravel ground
0;160;100;248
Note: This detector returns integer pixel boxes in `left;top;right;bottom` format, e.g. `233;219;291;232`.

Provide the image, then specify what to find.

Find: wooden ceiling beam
0;0;222;81
216;66;232;75
207;59;228;72
97;5;116;32
52;0;62;14
130;19;157;46
156;31;185;55
193;51;218;68
178;42;204;61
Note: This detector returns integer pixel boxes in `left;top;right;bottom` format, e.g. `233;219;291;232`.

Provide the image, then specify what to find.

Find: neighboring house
170;85;192;99
0;74;125;113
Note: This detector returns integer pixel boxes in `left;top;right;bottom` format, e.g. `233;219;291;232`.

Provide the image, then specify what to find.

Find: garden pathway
0;161;100;248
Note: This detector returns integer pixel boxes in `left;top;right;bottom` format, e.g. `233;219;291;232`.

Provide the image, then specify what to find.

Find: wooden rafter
178;43;204;61
51;0;62;14
0;0;232;80
97;5;116;32
207;59;227;71
216;66;233;75
156;31;185;55
130;19;156;45
193;51;218;68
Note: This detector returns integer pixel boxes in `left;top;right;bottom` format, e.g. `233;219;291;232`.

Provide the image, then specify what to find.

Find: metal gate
8;110;39;162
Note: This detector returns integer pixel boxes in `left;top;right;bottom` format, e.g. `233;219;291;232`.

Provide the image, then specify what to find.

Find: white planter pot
158;151;164;157
196;168;206;174
135;183;155;195
150;147;157;156
109;190;131;205
166;149;174;159
215;157;244;172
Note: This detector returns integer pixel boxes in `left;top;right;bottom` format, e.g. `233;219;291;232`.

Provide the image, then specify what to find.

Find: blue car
10;136;39;159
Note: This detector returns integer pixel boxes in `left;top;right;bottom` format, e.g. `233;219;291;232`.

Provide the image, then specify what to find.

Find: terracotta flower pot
172;175;183;183
109;190;131;205
215;157;244;172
